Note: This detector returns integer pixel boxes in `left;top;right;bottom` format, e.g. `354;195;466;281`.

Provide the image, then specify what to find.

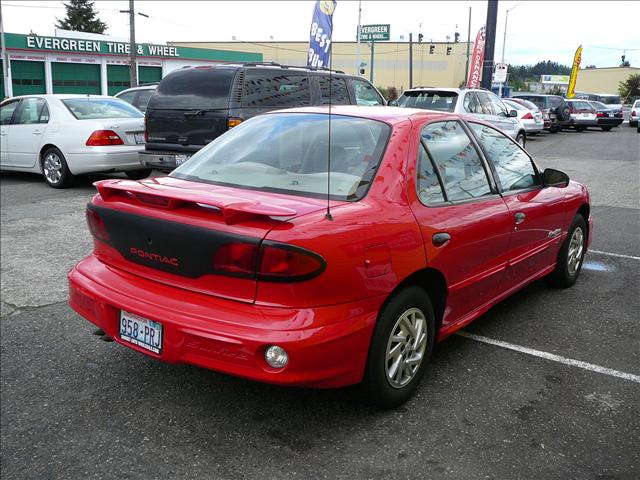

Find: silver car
503;98;544;135
395;87;527;146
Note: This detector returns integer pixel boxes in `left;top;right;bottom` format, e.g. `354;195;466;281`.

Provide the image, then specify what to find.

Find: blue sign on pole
307;1;337;69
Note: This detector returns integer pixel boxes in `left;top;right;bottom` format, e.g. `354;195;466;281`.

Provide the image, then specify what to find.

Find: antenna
325;40;334;221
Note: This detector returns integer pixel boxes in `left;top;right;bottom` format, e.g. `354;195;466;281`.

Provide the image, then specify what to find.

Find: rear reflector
86;207;109;242
86;130;124;146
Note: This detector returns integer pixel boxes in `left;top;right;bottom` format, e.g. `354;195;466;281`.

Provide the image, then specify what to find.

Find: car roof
3;94;121;101
403;87;461;94
115;86;157;95
262;105;454;125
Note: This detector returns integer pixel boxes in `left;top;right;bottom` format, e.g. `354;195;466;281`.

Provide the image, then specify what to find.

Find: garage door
139;66;162;85
11;60;46;96
52;62;101;94
0;60;4;99
107;65;131;96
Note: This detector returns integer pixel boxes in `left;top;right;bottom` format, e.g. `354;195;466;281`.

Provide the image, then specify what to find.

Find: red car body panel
68;106;592;388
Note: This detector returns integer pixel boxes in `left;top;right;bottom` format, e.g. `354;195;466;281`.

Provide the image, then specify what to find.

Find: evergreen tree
55;0;107;34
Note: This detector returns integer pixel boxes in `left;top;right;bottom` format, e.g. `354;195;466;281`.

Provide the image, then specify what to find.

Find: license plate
134;132;145;144
608;113;613;117
119;310;162;354
175;154;191;166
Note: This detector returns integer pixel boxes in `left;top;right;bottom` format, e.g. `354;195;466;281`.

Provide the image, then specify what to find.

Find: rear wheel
575;125;586;132
42;147;74;188
547;215;587;288
601;126;612;132
125;169;153;180
362;286;436;409
549;126;559;133
516;132;526;147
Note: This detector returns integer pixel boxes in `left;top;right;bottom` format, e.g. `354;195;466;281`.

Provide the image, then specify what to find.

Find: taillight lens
213;242;258;277
259;243;325;282
86;130;124;146
227;117;242;129
633;110;637;116
596;112;605;118
522;112;533;120
86;207;109;242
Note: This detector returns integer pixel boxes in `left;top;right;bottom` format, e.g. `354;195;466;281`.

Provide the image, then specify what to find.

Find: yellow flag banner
567;45;582;99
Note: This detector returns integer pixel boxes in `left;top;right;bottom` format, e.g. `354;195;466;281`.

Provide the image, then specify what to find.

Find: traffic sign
359;24;390;42
494;63;508;83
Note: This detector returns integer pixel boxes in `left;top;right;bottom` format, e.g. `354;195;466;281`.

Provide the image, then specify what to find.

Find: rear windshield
513;95;544;108
147;67;235;110
62;98;143;119
397;91;458;112
504;100;526;111
172;113;391;201
600;95;621;105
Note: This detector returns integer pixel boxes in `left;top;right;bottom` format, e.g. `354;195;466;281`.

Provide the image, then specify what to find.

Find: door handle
32;130;42;135
514;212;526;224
432;232;451;246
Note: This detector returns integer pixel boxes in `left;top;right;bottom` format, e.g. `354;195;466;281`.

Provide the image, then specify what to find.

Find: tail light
227;117;242;129
633;110;637;116
86;207;109;242
596;112;605;118
86;130;124;146
212;241;325;281
522;112;533;120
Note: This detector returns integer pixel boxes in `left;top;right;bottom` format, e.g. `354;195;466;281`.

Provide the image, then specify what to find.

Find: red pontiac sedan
68;106;592;408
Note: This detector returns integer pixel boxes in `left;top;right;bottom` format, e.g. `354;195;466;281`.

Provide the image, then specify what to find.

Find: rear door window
117;91;137;105
135;89;154;112
15;98;49;124
242;70;311;108
350;79;384;106
420;121;493;202
317;76;350;105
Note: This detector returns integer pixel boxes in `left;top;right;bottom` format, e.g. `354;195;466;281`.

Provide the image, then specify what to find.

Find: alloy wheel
567;227;584;276
43;152;63;185
385;307;428;389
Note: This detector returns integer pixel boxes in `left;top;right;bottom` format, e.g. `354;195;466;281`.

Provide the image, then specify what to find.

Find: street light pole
0;1;13;98
498;2;521;97
355;0;362;75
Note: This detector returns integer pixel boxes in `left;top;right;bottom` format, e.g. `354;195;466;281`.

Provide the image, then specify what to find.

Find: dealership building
0;31;262;99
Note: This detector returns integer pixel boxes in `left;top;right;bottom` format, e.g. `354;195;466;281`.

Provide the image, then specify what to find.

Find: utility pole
120;1;148;89
409;33;413;89
0;1;13;98
355;0;362;75
369;41;375;84
464;6;472;85
481;0;498;91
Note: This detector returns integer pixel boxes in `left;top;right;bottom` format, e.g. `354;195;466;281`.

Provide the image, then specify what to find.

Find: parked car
114;84;157;113
503;98;544;135
507;97;551;129
395;87;527;146
140;63;385;171
511;94;573;133
0;95;150;188
629;99;640;127
69;106;592;408
565;99;597;132
586;101;624;130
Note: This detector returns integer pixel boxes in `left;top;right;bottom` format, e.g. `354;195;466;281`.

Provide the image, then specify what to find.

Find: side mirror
388;99;398;106
543;168;569;188
509;109;518;117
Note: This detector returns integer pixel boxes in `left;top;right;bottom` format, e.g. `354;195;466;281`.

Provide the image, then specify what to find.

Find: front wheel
362;286;436;409
547;215;587;288
42;147;74;188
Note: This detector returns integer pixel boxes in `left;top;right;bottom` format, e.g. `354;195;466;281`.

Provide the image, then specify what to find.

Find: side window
469;123;540;192
135;90;154;112
417;143;445;204
0;100;20;125
350;79;384;106
242;71;311;108
421;121;493;202
463;92;480;113
317;77;350;105
117;91;137;105
488;93;508;116
15;98;48;125
475;92;495;115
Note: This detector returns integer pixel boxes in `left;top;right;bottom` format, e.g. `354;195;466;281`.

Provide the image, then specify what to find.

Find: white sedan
0;94;151;188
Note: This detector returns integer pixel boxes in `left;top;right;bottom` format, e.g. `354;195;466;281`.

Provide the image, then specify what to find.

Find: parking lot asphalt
1;125;639;479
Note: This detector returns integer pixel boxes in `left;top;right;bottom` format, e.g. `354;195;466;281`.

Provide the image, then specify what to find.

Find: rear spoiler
94;179;297;225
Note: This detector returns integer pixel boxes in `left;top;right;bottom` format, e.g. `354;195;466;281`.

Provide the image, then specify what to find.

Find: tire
125;169;153;180
362;286;436;409
549;126;559;133
556;104;570;122
41;147;74;188
547;215;587;288
601;126;612;132
575;125;586;132
516;132;526;147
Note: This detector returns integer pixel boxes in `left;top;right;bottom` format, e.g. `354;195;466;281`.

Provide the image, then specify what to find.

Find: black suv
511;94;573;133
140;63;385;171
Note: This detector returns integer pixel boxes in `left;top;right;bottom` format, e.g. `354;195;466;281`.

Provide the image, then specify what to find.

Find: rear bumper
596;118;623;126
139;151;195;171
522;121;544;133
66;147;145;175
68;256;380;389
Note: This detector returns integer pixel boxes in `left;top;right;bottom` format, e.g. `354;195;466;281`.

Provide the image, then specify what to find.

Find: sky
2;0;639;68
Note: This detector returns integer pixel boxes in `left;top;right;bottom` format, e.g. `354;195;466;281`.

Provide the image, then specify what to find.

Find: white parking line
456;331;640;383
589;250;640;261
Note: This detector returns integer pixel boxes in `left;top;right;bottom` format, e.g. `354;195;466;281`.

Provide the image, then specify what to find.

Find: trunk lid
145;109;228;151
98;118;146;146
88;177;332;303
